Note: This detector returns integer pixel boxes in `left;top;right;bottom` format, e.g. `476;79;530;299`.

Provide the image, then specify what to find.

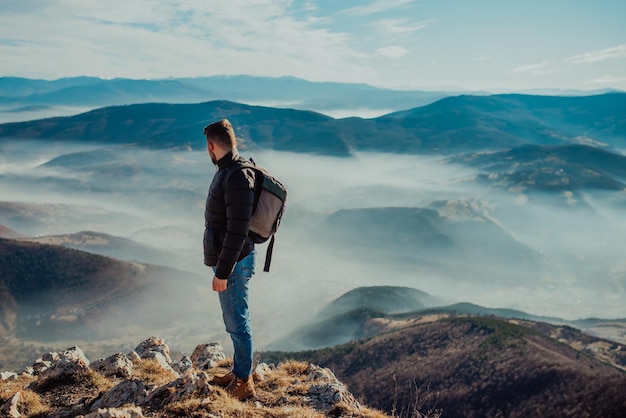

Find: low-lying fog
1;139;625;351
0;106;94;124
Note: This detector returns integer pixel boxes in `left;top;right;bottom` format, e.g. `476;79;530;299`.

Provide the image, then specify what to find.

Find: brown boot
212;371;235;387
226;375;255;401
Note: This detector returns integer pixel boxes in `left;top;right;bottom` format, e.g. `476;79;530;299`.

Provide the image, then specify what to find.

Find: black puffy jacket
204;150;256;279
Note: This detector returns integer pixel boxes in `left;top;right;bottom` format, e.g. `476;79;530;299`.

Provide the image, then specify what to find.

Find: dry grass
167;390;326;418
0;388;49;417
133;358;179;386
1;375;34;401
18;389;49;417
254;360;312;409
163;358;389;418
278;360;310;375
85;368;117;392
332;402;391;418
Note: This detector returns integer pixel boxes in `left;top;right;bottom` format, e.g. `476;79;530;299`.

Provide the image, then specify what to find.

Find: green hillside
263;316;626;418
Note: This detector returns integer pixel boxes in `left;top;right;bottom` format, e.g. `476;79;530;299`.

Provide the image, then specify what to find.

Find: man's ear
207;140;215;151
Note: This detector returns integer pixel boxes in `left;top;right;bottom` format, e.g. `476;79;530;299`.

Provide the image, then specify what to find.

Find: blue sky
1;0;625;91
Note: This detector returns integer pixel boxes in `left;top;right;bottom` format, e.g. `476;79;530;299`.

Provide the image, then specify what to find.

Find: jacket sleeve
215;167;255;279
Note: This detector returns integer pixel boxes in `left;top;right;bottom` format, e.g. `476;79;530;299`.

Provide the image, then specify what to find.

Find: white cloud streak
511;61;559;76
371;18;433;38
585;75;626;84
343;0;417;16
567;44;626;64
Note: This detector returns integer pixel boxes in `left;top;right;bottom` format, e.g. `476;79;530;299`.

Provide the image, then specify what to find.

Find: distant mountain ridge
0;76;102;97
0;75;454;112
1;93;625;158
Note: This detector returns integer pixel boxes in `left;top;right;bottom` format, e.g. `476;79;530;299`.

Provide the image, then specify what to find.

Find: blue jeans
217;250;256;379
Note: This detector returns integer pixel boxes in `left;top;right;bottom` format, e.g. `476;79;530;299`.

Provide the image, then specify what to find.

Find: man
203;118;257;401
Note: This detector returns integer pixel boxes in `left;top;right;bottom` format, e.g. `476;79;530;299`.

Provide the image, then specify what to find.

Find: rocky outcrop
0;337;383;418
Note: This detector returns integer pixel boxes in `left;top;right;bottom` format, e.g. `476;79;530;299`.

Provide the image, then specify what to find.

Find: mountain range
1;93;624;159
0;75;455;114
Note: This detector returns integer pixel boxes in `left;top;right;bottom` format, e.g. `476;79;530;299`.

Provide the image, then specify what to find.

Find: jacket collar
216;149;240;169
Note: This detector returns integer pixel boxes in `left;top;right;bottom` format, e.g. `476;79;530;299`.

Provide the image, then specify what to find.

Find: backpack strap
223;160;263;208
263;235;275;272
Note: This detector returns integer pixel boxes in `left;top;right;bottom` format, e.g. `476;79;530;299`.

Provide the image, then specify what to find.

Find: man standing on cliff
203;119;257;400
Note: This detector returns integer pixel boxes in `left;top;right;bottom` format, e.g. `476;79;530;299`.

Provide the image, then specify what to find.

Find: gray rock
0;372;17;380
144;371;212;405
305;363;361;412
172;356;192;374
31;359;51;375
90;380;151;411
308;382;361;412
306;364;339;383
126;351;141;365
134;337;171;363
83;406;144;417
42;352;60;362
91;353;134;379
253;362;272;381
190;342;225;370
36;346;90;382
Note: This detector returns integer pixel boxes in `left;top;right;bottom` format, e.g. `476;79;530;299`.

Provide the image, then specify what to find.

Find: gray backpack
225;158;287;272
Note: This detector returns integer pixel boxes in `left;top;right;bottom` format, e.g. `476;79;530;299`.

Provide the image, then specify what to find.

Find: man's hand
212;275;228;292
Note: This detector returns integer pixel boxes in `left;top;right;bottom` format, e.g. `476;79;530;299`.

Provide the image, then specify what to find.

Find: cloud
0;0;369;82
585;75;626;84
377;45;409;58
567;44;626;64
371;18;433;38
343;0;417;16
510;61;561;77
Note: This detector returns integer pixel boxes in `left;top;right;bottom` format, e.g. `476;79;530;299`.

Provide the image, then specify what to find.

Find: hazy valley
1;79;625;416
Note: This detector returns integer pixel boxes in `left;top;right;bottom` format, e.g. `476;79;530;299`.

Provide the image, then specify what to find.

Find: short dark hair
203;119;237;148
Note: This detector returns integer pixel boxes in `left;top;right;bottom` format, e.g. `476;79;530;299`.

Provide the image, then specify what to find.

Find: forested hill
0;93;624;155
